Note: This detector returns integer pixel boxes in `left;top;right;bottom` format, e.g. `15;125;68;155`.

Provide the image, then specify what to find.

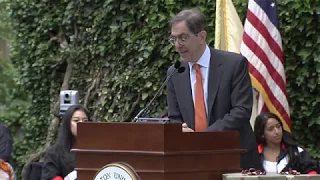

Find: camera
59;90;79;116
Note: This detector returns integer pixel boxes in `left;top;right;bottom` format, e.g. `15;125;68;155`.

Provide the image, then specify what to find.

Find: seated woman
254;112;318;174
41;105;91;180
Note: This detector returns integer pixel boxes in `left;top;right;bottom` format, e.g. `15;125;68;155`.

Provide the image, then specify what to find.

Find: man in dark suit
0;123;12;162
166;8;261;170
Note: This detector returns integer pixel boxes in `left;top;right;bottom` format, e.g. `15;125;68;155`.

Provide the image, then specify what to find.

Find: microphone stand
132;66;185;122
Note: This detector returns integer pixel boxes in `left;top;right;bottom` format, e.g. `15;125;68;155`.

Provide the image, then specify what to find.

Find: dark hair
169;8;209;34
56;104;91;169
254;112;300;168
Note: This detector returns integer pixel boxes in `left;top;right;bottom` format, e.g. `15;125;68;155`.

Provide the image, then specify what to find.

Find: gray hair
169;8;209;34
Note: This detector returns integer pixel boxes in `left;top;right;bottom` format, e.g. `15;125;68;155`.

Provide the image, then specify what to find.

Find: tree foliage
0;1;11;40
277;0;320;159
3;0;320;179
0;1;30;179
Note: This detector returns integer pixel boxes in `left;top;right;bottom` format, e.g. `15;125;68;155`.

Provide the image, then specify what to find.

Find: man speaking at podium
166;8;261;170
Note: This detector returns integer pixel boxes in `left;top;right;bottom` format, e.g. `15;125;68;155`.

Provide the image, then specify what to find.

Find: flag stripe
241;42;290;116
248;63;290;125
249;0;282;47
241;0;291;131
246;9;284;63
242;32;287;97
250;74;291;131
244;20;286;83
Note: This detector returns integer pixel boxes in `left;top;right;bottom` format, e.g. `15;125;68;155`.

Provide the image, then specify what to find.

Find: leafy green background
1;0;319;179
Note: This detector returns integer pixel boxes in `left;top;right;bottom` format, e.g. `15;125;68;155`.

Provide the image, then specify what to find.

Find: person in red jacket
254;112;318;174
41;105;91;180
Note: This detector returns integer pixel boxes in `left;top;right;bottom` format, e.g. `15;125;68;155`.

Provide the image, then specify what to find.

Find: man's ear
198;31;207;44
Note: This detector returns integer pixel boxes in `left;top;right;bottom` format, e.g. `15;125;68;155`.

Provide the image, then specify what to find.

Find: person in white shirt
254;112;318;174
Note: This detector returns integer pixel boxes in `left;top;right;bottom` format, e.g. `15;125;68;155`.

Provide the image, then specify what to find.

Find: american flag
240;0;291;132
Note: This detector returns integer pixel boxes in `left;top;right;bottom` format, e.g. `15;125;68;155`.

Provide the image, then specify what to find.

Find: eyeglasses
168;33;197;45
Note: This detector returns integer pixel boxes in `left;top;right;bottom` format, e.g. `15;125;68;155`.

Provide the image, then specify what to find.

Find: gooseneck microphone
132;61;185;122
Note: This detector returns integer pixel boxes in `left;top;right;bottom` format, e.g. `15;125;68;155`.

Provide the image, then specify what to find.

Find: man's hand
182;123;194;132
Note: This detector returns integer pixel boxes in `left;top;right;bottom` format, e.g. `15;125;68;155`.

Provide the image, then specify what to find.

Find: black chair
24;162;43;180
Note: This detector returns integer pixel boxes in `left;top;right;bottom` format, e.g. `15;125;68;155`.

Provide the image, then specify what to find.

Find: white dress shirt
188;45;210;115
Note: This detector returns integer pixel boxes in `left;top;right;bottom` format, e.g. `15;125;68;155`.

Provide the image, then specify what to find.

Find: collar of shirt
187;44;210;114
188;44;210;70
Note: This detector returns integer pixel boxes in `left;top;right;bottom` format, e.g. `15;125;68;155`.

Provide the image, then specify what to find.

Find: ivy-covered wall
4;0;320;178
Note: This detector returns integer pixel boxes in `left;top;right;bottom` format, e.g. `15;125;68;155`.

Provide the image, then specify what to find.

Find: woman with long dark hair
41;105;91;180
254;112;318;174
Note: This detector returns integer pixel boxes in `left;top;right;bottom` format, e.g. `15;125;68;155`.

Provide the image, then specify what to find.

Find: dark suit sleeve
206;56;253;131
0;125;13;162
41;146;62;180
166;66;183;123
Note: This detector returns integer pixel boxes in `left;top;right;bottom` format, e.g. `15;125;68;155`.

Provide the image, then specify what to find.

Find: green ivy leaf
142;93;148;100
298;49;313;61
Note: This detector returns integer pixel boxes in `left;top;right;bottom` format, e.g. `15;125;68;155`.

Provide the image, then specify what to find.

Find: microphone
177;66;185;73
132;61;185;122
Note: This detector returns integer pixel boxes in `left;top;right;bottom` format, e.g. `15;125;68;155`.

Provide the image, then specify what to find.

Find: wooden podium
73;122;244;180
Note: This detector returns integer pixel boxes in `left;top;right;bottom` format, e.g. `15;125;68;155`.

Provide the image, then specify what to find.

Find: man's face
170;21;204;62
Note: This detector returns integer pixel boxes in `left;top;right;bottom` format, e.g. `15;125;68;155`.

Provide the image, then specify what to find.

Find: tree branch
21;58;74;180
84;68;100;109
123;93;141;122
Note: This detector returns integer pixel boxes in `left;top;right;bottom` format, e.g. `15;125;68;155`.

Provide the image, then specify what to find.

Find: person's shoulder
297;146;305;153
0;124;12;142
209;47;246;62
287;145;307;154
46;144;61;156
0;124;10;133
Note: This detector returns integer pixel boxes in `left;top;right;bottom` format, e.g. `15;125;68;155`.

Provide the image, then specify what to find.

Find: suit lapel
178;63;195;128
207;48;223;122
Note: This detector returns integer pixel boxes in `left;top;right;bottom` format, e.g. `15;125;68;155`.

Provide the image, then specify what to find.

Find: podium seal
94;162;140;180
